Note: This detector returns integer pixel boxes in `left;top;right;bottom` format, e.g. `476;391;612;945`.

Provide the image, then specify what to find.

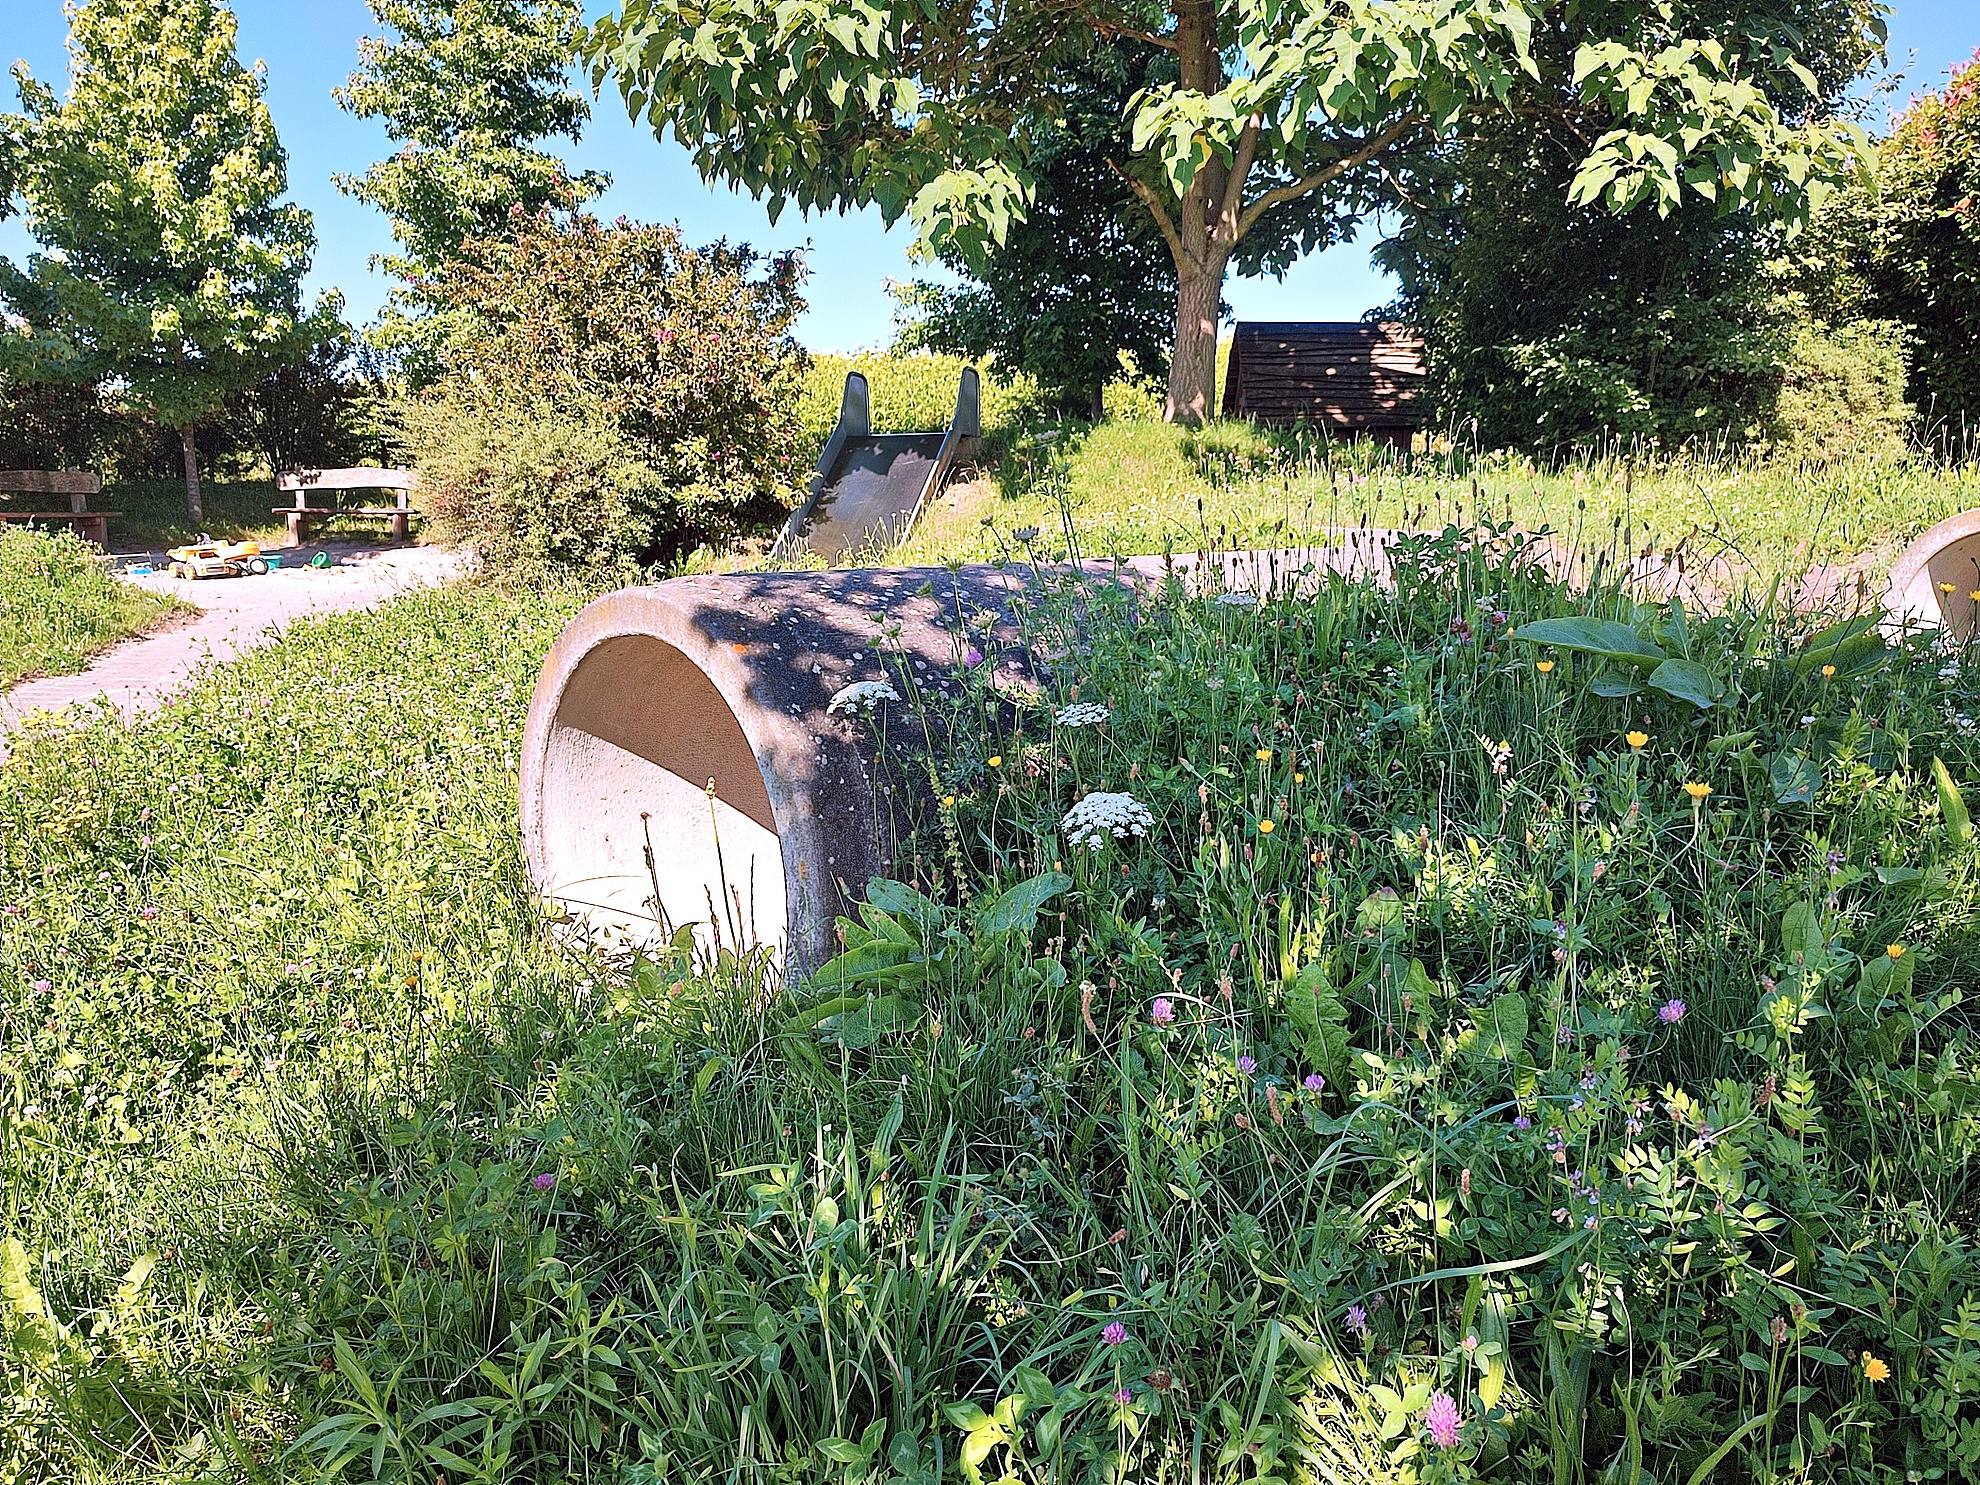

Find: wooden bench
275;468;419;545
0;470;118;546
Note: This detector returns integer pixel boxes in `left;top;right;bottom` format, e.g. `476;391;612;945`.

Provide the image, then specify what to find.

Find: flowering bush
406;208;810;572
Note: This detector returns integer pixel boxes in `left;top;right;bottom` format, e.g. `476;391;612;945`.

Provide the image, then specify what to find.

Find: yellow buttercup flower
1256;748;1274;762
1258;819;1275;834
987;755;1002;768
1293;771;1305;784
1862;1352;1890;1382
1684;781;1713;801
942;794;956;807
1887;943;1905;960
1821;665;1835;678
1626;731;1649;750
1536;660;1555;674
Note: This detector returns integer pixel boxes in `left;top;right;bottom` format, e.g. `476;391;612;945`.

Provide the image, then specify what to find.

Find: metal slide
769;367;981;564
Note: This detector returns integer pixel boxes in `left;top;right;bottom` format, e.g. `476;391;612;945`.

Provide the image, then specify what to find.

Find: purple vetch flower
964;648;984;667
1512;1114;1532;1131
1345;1304;1369;1337
1658;998;1687;1025
1236;1054;1257;1075
1102;1321;1128;1347
1114;1386;1132;1405
1150;997;1175;1027
1303;1073;1326;1094
532;1172;556;1191
1424;1391;1462;1449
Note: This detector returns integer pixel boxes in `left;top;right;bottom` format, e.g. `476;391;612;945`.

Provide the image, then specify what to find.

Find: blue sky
3;1;1975;351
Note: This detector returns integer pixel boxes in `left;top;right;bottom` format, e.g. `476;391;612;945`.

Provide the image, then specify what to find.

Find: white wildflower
827;680;901;716
1055;701;1112;728
1214;591;1259;607
1062;791;1156;849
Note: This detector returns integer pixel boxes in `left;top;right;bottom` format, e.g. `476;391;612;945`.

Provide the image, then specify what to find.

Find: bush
400;392;665;582
406;209;811;564
1866;50;1980;435
1767;319;1914;459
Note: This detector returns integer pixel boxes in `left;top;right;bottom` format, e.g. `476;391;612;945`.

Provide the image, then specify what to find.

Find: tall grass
6;505;1979;1481
0;527;184;687
900;419;1980;579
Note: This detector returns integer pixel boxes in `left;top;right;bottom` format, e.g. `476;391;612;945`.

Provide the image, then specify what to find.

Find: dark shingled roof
1221;322;1427;436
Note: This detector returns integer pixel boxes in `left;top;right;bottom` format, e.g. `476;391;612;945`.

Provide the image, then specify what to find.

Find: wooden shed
1220;321;1427;442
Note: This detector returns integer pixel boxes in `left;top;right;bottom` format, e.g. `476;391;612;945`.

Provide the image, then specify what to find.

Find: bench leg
287;511;308;546
391;512;409;542
81;516;107;547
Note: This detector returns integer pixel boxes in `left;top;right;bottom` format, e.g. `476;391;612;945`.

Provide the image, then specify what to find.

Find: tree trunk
181;423;202;526
1159;0;1231;428
1166;253;1229;426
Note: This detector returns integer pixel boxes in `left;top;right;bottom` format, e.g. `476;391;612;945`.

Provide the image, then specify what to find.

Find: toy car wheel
246;557;269;575
169;562;189;579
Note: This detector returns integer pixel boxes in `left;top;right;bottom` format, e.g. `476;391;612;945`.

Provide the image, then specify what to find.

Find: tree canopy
337;0;607;379
1380;0;1886;449
893;46;1178;418
588;0;1881;425
1;0;337;518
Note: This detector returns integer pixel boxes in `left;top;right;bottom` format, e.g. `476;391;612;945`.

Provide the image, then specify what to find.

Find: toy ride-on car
165;537;274;579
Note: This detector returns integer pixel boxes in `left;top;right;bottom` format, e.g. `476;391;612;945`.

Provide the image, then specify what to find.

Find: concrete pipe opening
533;631;788;957
519;569;1051;976
1888;509;1980;644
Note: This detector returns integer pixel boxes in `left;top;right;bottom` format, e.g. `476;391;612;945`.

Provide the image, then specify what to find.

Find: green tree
589;0;1877;426
336;0;607;380
1860;48;1980;436
0;0;336;522
1379;0;1886;450
894;47;1178;418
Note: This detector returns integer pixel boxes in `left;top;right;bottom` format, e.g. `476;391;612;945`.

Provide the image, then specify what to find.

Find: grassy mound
899;421;1980;576
3;529;1979;1483
0;527;184;689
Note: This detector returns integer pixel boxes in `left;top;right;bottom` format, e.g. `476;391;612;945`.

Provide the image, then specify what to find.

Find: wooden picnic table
275;468;418;545
0;470;117;546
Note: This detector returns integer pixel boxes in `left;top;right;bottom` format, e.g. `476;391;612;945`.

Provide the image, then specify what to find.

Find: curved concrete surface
520;565;1045;974
1888;509;1980;643
519;535;1409;976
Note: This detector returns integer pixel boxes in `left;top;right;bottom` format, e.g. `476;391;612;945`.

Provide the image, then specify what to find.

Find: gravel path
2;542;467;741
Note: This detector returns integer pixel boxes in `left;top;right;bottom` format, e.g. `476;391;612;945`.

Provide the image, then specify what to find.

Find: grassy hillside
0;527;184;688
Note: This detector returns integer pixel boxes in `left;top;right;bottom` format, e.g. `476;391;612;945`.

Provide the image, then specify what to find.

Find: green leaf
1933;757;1973;846
1511;617;1666;669
1647;657;1720;708
815;995;919;1049
974;871;1072;937
1768;752;1820;806
1467;993;1529;1062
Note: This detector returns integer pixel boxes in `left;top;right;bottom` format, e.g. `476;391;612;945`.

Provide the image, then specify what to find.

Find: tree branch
1109;157;1186;267
1060;0;1177;50
1233;115;1424;243
1215;115;1262;245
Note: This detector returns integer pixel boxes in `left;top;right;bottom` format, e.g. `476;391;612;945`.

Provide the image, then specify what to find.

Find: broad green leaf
1769;752;1819;806
975;870;1072;936
1647;657;1720;708
1933;757;1973;847
1511;617;1666;669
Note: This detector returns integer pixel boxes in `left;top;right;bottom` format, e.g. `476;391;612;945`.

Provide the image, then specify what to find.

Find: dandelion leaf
1467;993;1529;1063
1286;965;1351;1085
